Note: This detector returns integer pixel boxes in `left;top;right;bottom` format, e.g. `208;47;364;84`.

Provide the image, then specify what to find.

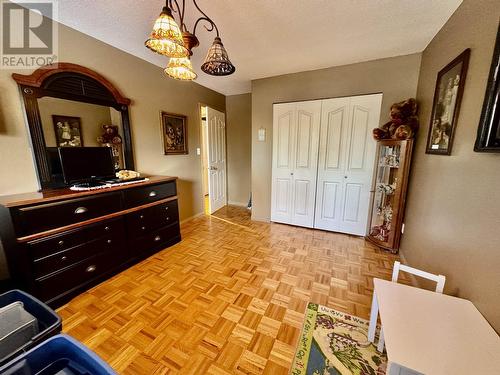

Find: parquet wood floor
57;205;403;375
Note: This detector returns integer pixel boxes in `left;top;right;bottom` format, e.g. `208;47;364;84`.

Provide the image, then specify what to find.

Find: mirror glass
37;97;125;183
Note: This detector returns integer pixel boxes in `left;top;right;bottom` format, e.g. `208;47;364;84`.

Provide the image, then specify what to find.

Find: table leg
377;327;385;353
368;290;378;343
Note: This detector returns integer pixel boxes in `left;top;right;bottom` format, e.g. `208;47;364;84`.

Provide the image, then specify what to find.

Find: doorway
200;105;227;215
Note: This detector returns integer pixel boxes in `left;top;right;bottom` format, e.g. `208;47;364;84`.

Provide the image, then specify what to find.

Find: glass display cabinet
367;139;414;253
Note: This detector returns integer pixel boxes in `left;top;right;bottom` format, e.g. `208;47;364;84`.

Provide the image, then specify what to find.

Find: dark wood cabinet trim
16;196;178;243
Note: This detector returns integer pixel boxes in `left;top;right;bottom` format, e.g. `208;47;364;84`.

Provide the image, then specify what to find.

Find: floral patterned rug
290;303;387;375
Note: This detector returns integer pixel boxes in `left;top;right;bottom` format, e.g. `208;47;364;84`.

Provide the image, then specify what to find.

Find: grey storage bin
0;301;39;359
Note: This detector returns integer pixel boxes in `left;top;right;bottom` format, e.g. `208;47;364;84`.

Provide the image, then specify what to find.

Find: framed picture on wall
474;23;500;152
425;48;470;155
52;115;83;147
161;111;188;155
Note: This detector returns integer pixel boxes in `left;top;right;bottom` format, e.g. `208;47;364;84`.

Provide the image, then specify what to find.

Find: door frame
198;103;228;214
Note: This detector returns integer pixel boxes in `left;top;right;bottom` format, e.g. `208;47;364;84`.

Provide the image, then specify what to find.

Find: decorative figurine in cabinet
367;139;413;253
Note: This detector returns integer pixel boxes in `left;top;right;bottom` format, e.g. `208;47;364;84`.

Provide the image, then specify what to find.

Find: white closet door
314;97;351;231
315;94;382;235
291;101;321;227
271;103;295;224
271;101;321;227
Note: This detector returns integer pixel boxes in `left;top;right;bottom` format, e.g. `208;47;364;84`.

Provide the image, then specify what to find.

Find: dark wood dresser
0;176;180;307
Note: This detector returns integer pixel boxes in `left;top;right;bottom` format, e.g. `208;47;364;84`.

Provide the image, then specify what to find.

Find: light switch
196;147;201;155
258;127;266;142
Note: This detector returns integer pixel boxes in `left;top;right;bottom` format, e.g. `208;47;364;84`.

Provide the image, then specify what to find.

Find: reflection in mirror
37;97;124;185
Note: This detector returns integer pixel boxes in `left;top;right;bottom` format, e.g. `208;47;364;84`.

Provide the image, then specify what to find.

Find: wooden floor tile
57;205;399;374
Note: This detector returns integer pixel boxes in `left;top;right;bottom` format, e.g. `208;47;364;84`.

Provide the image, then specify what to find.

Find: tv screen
59;147;115;184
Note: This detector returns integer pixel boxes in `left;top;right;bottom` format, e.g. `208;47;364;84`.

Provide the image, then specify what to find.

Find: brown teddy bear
373;98;419;140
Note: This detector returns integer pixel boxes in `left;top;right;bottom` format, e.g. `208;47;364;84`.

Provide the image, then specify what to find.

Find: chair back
392;261;446;293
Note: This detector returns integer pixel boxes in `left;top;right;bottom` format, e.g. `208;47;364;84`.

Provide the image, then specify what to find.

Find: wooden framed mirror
12;63;134;189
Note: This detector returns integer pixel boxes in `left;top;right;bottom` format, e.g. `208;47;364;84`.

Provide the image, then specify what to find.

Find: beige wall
0;22;225;222
251;53;422;221
401;0;500;331
38;97;113;147
226;94;251;206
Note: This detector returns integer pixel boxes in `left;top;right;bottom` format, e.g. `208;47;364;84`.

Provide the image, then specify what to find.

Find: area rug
290;302;387;375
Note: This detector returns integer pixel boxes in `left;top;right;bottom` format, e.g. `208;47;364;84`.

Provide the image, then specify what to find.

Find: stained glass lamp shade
201;37;235;76
164;57;197;81
145;7;189;58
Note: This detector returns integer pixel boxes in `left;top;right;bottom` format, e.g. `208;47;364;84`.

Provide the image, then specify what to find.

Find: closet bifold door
271;101;321;227
314;94;382;235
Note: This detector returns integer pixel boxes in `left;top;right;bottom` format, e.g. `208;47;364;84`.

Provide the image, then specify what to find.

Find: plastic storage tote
0;334;116;374
0;290;61;366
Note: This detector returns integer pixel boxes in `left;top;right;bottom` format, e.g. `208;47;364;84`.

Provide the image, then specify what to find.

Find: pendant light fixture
145;0;235;81
201;37;235;76
145;5;189;58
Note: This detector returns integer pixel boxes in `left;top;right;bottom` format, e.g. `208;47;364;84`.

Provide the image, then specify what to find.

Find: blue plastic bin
0;290;62;366
0;334;116;374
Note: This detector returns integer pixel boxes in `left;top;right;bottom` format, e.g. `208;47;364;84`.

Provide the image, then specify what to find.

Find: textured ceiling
55;0;463;95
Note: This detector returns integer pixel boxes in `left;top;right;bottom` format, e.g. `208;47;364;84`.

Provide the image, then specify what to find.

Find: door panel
343;183;362;222
291;101;321;227
348;105;369;170
207;107;227;214
315;94;382;235
314;97;351;231
271;101;321;227
271;103;295;224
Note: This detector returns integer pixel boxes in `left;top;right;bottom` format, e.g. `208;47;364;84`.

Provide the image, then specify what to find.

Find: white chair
376;261;446;352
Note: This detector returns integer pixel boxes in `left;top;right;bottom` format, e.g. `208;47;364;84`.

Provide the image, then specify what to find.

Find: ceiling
56;0;463;95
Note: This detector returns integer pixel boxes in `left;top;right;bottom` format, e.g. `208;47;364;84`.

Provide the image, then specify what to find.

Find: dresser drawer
14;192;122;236
130;222;180;257
32;233;123;278
34;252;112;302
26;218;125;260
126;200;179;237
123;182;176;208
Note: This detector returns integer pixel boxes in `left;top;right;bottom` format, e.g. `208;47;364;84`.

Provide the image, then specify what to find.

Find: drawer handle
74;207;88;214
139;215;144;219
149;191;157;197
166;216;170;221
105;226;110;231
107;239;112;244
165;206;169;211
154;235;161;242
61;256;67;261
58;240;64;246
86;265;96;273
141;226;146;231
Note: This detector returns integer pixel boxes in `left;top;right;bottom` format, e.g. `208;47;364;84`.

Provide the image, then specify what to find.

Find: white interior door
207;107;227;214
314;94;382;235
271;101;321;227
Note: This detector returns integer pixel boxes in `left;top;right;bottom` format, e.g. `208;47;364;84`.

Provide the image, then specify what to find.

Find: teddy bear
97;125;122;145
373;98;419;140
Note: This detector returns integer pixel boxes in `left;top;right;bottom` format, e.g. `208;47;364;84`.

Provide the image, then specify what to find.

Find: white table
368;278;500;375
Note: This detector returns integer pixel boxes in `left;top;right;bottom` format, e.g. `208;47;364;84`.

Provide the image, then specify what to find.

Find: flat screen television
58;147;116;184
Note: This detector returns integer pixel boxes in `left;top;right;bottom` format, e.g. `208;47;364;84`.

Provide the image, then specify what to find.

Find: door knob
290;172;294;176
344;176;348;179
209;166;218;170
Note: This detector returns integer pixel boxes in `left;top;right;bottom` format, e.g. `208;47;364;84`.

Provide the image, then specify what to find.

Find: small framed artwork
425;49;470;155
52;115;83;147
161;111;188;155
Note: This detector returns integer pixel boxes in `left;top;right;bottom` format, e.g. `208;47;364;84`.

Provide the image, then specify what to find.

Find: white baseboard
228;201;248;207
180;212;204;226
251;215;270;223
